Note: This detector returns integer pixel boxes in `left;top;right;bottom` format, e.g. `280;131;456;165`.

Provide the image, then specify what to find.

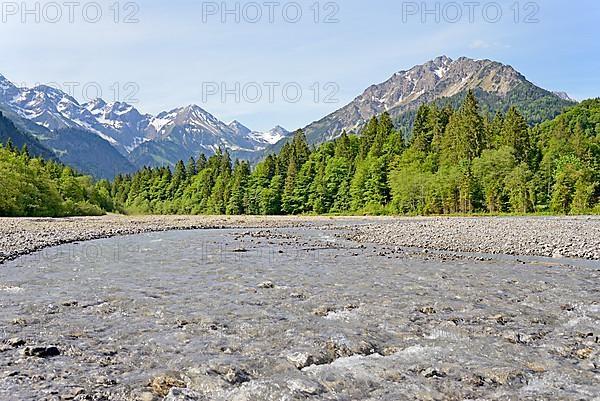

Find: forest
110;92;600;216
1;91;599;217
0;141;113;217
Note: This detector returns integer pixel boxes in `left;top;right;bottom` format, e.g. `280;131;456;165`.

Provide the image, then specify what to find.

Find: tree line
109;92;600;215
0;140;113;217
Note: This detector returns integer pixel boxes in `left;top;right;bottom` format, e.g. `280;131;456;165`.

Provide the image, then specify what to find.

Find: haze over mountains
0;56;576;178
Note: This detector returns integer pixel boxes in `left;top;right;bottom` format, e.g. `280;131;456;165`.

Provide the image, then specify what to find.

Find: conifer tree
502;106;530;162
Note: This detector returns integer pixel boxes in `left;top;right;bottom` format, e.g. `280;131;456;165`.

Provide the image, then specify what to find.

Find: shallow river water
1;225;599;400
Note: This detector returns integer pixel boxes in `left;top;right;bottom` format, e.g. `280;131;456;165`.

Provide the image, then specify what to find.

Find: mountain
0;78;126;150
249;125;291;146
42;128;137;180
84;99;152;152
0;73;293;169
228;120;252;137
0;75;138;178
291;56;576;147
0;74;287;168
144;105;252;151
0;111;56;160
129;105;290;167
0;57;577;172
553;91;576;102
0;110;132;179
229;121;290;146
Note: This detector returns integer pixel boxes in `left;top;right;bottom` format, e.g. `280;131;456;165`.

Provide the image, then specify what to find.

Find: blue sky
1;0;598;131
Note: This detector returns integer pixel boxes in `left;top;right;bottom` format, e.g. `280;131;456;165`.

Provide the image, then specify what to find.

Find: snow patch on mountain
250;125;291;144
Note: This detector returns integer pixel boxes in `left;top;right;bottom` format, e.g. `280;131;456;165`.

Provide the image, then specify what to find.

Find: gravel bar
1;215;600;265
0;215;346;265
346;215;600;260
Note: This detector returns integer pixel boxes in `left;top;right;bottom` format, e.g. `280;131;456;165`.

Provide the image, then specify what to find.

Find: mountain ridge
290;56;575;148
0;75;291;170
0;56;577;172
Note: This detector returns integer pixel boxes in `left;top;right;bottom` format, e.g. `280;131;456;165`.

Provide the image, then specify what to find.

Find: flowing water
0;225;599;400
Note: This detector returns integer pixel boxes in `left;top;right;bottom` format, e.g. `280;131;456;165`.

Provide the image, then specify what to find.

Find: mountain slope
0;74;281;167
0;104;135;179
0;57;577;171
43;128;137;179
0;112;56;160
296;56;575;146
84;99;152;152
129;108;292;167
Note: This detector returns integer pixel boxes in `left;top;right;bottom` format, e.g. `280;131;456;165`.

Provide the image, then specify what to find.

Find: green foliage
110;98;600;216
0;145;110;217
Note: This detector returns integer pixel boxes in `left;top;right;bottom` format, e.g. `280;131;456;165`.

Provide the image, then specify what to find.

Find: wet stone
6;337;26;348
61;387;85;400
150;374;186;397
22;346;60;358
286;377;326;396
419;306;437;315
313;305;335;317
257;281;275;289
575;348;594;359
210;366;250;385
163;388;205;401
420;367;446;378
287;352;319;370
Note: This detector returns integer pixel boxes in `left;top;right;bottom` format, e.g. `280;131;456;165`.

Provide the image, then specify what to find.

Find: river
1;225;599;400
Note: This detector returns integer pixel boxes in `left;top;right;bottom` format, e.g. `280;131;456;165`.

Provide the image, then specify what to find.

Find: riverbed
1;222;599;400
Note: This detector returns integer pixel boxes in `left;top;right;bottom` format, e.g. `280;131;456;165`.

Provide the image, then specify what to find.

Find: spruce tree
411;104;432;152
502;106;530;162
458;90;485;161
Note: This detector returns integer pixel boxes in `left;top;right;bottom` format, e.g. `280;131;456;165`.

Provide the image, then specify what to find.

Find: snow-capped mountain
0;73;20;102
249;125;291;145
0;56;576;170
0;74;291;167
0;77;149;153
0;74;138;178
144;105;281;152
229;120;291;146
126;106;293;167
228;120;252;137
84;99;152;152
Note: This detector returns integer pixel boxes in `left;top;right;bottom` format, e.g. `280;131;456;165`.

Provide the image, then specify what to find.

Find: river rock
22;346;60;358
6;337;26;348
287;352;323;370
163;388;205;401
286;377;325;396
150;375;186;397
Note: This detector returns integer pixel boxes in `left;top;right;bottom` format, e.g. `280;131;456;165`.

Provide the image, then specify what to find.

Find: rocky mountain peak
229;120;252;136
296;56;574;145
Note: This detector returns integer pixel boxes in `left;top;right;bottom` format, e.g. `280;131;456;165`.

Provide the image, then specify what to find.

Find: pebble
257;281;275;289
150;375;186;397
22;346;60;358
346;216;600;260
287;352;320;370
163;388;205;401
